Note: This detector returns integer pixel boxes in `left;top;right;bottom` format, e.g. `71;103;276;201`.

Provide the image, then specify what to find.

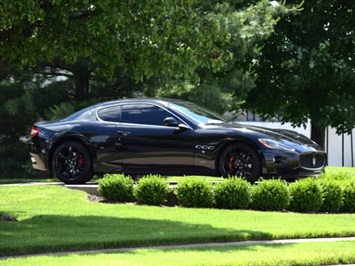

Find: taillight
30;126;39;138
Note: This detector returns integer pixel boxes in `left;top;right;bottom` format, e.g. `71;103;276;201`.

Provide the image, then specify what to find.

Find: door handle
117;131;131;136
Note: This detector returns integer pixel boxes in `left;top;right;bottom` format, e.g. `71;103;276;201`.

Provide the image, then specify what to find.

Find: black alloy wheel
52;141;93;184
219;143;261;183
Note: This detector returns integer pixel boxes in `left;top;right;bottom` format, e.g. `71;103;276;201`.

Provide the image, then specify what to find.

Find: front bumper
263;150;327;178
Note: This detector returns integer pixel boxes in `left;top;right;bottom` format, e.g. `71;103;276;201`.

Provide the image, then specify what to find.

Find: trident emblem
312;154;316;167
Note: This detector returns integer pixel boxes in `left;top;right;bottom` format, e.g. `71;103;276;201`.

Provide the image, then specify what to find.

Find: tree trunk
0;60;9;79
72;61;91;100
311;124;325;148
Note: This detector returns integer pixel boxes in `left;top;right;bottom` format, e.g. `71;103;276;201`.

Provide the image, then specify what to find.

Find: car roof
94;98;185;108
63;98;185;121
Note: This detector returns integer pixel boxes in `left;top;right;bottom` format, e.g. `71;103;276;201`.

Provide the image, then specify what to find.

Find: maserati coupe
28;98;327;184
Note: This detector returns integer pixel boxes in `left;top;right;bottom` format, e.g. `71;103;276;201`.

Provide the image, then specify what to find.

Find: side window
121;104;174;126
97;105;121;122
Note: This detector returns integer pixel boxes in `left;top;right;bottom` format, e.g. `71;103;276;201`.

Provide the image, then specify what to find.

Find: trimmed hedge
96;173;355;213
289;179;323;213
98;174;134;202
251;179;290;211
340;182;355;213
134;175;169;206
214;177;250;209
318;179;343;213
176;177;214;208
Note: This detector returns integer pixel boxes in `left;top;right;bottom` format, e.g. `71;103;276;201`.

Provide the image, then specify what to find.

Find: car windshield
169;101;229;125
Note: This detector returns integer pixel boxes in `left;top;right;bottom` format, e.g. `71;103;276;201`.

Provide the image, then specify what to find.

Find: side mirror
164;117;190;131
164;117;179;127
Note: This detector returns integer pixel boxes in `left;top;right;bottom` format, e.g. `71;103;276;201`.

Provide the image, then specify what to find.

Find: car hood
211;122;323;151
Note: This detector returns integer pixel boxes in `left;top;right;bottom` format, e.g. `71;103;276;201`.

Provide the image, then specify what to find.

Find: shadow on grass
0;214;272;257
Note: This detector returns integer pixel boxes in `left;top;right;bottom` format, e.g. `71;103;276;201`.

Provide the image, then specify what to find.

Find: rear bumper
28;140;49;172
29;152;48;171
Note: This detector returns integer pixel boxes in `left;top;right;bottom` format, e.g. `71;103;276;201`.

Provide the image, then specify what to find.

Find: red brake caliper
228;156;234;170
78;156;85;166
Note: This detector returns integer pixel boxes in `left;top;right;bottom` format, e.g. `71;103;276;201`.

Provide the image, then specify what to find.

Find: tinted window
97;105;121;122
122;104;173;126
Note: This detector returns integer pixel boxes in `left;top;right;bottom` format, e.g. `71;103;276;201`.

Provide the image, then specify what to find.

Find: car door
116;103;196;174
91;104;126;173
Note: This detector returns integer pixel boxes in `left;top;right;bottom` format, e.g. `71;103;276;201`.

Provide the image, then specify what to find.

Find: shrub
176;177;214;208
289;178;323;213
318;179;343;213
340;182;355;213
214;178;251;209
319;170;354;188
98;174;134;202
250;179;289;211
134;175;169;206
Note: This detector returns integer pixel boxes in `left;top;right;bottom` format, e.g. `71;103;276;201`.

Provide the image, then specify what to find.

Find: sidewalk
3;237;355;259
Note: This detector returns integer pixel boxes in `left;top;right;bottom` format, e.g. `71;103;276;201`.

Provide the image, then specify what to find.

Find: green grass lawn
0;166;354;265
1;185;354;258
323;166;355;176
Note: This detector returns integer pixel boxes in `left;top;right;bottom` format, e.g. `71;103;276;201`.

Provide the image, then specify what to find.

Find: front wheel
218;143;261;183
52;141;93;184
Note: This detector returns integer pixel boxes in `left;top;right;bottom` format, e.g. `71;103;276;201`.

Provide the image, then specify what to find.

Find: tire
218;143;261;183
52;141;93;184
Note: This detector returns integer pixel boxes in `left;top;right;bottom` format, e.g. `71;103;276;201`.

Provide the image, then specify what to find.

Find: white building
325;127;355;167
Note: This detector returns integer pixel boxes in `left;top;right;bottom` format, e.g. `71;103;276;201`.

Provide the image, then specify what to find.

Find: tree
156;0;296;112
244;0;355;145
0;1;295;85
0;1;231;80
0;0;295;178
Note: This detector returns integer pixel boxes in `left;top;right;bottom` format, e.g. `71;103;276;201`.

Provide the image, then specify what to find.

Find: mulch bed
87;194;105;202
87;192;178;206
0;214;17;222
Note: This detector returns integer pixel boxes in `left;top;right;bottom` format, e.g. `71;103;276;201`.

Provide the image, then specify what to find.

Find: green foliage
0;82;36;139
98;174;134;202
340;182;355;213
47;102;76;120
0;81;40;178
0;0;291;82
176;177;214;208
0;139;44;179
246;0;355;134
46;99;97;120
160;82;232;114
289;179;323;213
319;169;355;188
320;170;352;181
0;0;295;178
214;177;251;209
318;179;343;213
250;179;290;211
133;175;169;206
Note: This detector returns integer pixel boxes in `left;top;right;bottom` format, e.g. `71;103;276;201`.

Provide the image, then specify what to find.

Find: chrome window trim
95;102;193;130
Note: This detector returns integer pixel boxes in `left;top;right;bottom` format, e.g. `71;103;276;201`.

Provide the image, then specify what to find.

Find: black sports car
28;98;327;184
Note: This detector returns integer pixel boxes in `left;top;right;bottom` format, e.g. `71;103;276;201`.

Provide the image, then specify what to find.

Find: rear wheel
218;143;261;183
52;141;93;184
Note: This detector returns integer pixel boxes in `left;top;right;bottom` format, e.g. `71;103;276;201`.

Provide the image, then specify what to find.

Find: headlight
258;138;295;152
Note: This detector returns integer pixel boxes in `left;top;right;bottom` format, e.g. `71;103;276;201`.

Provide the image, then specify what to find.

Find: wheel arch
215;138;265;177
48;133;96;173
